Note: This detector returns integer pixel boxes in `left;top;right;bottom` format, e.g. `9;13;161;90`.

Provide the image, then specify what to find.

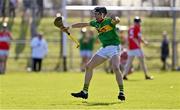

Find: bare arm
132;37;148;49
140;37;148;45
71;23;90;28
61;23;90;32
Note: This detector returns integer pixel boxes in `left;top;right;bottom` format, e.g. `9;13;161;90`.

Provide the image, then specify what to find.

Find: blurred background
0;0;180;72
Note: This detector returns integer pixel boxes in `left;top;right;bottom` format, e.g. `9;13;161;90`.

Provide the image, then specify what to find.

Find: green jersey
89;17;120;47
79;36;95;51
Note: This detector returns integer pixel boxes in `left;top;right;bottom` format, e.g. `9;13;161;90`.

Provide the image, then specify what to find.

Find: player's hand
143;40;148;45
115;16;120;22
61;27;69;32
111;15;120;24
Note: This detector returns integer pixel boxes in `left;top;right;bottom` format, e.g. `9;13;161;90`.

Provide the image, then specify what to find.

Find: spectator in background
0;0;3;17
79;28;95;72
0;0;6;18
0;22;12;74
36;0;44;17
31;33;48;72
23;0;31;12
9;0;18;17
161;31;169;70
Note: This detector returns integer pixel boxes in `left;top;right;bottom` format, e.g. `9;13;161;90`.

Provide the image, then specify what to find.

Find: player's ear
102;13;106;18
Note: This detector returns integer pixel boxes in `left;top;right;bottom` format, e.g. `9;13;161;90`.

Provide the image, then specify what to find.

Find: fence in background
6;38;180;72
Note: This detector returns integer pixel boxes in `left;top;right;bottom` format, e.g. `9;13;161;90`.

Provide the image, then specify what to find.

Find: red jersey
128;25;142;50
120;49;128;65
0;31;12;50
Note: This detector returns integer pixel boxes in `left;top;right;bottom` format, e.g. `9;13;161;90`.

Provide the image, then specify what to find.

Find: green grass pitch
0;71;180;109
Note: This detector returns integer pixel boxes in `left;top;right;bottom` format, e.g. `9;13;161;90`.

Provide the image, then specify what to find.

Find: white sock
82;90;88;94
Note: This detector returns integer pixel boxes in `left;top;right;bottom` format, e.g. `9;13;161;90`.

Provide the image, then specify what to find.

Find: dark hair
134;16;141;23
93;7;107;15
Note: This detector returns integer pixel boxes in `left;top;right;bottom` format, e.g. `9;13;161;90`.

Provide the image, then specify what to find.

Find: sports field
0;71;180;109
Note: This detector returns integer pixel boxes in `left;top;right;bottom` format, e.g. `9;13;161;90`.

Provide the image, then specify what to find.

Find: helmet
134;16;141;23
93;7;107;15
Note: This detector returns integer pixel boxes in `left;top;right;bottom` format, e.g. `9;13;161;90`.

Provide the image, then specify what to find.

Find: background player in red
123;16;153;80
120;48;134;74
0;22;12;74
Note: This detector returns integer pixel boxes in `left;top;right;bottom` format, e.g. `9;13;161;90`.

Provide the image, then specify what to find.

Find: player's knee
85;64;93;70
0;57;6;62
112;65;119;72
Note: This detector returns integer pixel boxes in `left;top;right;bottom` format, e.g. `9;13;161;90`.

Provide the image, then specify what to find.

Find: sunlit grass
0;71;180;109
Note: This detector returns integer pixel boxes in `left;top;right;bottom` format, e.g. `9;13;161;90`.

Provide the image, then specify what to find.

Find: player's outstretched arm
61;23;89;32
71;23;90;28
141;38;148;45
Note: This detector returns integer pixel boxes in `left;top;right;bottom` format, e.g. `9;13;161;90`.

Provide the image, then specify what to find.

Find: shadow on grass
124;79;142;82
81;101;123;106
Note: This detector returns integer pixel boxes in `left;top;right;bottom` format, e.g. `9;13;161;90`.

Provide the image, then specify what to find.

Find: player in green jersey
79;28;95;72
62;7;125;101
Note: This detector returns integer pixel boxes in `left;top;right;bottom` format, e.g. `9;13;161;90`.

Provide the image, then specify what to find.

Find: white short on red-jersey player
123;16;153;80
0;23;12;74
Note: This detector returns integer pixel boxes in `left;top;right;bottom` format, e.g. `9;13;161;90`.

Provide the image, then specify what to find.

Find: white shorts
0;50;9;56
96;45;121;59
80;50;93;58
128;49;144;57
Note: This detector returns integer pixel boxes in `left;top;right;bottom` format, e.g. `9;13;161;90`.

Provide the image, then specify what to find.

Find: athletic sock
119;85;124;93
82;84;89;94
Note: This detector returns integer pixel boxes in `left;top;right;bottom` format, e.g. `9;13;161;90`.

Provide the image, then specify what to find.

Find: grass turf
0;71;180;109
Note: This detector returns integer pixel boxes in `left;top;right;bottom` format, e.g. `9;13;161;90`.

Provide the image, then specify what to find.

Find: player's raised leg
111;54;125;101
71;54;106;99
